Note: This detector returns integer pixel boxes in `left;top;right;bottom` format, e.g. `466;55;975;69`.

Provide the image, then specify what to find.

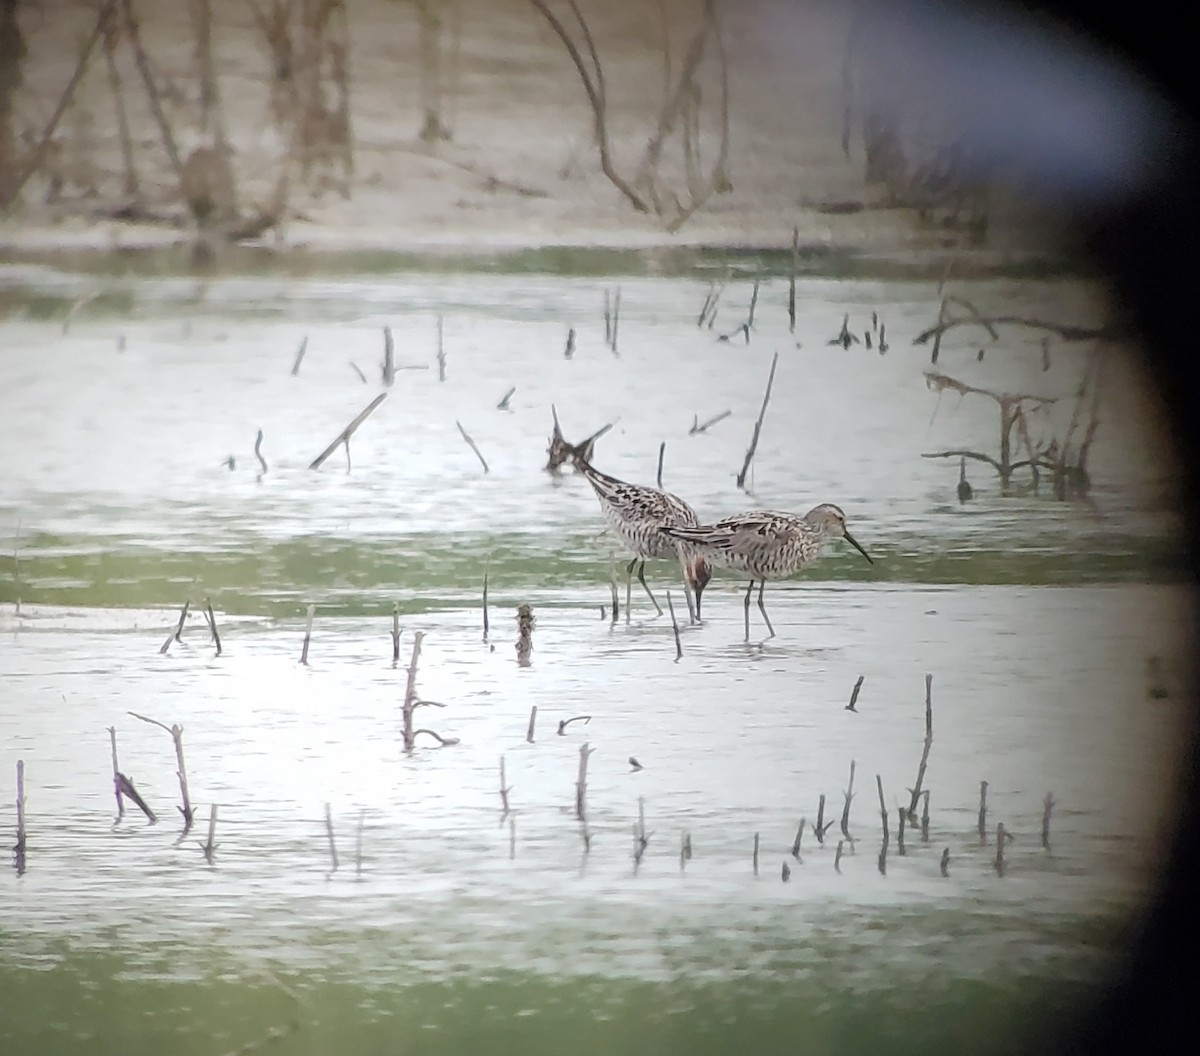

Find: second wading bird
663;504;873;640
572;454;711;621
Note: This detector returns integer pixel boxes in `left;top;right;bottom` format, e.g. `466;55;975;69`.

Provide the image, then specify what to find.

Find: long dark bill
844;529;874;565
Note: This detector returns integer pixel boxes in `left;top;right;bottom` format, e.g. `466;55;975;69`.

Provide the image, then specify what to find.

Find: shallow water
0;264;1192;1055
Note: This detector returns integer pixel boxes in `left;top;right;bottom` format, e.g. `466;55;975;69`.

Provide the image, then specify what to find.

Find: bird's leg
756;579;776;639
743;580;754;641
636;560;663;617
626;557;635;622
683;579;697;624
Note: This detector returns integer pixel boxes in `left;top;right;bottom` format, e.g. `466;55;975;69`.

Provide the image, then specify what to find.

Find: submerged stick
666;590;683;661
840;759;856;840
382;326;395;386
735;351;779;490
203;598;222;656
309;392;389;470
456;421;489;473
290;336;308;376
897;807;907;856
846;675;864;712
906;674;934;820
978;780;989;844
254;429;268;476
526;706;538;744
324;803;338;873
391;603;402;663
1042;792;1055;850
200;804;217;864
499;755;511;816
300;604;315;665
108;726;124;819
876;775;888;841
128;711;193;832
160;599;190;654
575;743;593;820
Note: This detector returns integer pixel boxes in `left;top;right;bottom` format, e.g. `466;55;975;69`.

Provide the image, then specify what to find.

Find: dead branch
736;351;778;489
456;421;489;472
309;392;388;469
914;314;1121;346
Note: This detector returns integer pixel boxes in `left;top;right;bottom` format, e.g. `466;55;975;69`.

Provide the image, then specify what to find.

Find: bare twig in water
752;831;760;876
994;822;1014;876
788;227;798;333
203;598;222;656
689;409;731;435
290;336;308;376
199;804;217;864
14;760;27;868
834;839;844;873
309;392;389;470
391;603;402;664
526;705;538;744
840;759;856;841
978;780;989;843
108;726;125;820
557;715;592;735
940;847;950;876
412;729;460;747
116;772;156;823
436;315;446;381
300;605;315;665
876;773;889;875
575;742;594;820
128;711;193;832
846;675;864;711
697;282;724;328
324;803;338;874
656;441;666;488
913;314;1120;346
509;814;516;859
906;674;934;821
499;755;511;817
1042;792;1055;850
736;351;779;490
456;421;489;473
482;568;490;642
666;590;683;661
814;793;834;844
633;796;648;867
564;328;576;358
791;817;806;861
382;327;395;386
160;599;190;654
350;361;368;384
680;830;692;871
497;386;516;410
255;429;268;476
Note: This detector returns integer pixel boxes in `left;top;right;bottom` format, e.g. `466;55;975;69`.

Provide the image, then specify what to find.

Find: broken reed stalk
128;711;194;832
300;604;315;665
15;759;26;858
840;759;856;840
788;227;798;333
876;775;888;841
160;599;190;654
752;831;760;876
747;278;760;329
978;780;989;844
656;441;666;489
814;793;831;844
482;569;490;642
575;743;593;820
526;706;538;743
290;336;308;376
203;598;221;656
666;590;683;661
907;674;934;820
897;807;907;856
791;817;806;861
382;326;396;386
436;314;446;381
499;755;511;816
391;603;401;663
201;804;217;864
1042;792;1055;850
356;809;365;877
309;392;389;470
455;421;489;472
633;796;648;867
108;726;124;819
324;803;338;873
736;351;779;489
254;429;268;475
847;675;864;711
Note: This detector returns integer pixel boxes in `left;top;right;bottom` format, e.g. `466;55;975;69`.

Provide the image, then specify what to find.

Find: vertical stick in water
356;809;365;877
204;597;221;656
300;604;315;665
846;675;864;711
499;755;511;816
921;790;931;842
526;705;537;743
290;335;308;376
896;807;907;856
108;726;125;819
610;288;621;353
791;818;805;861
656;441;665;489
575;743;593;820
736;351;779;490
840;759;856;840
382;326;395;386
436;314;446;381
666;590;682;661
509;815;516;860
172;725;194;832
834;839;844;874
752;832;760;876
680;830;692;871
482;568;490;642
391;603;401;664
788;227;798;333
15;759;26;857
978;780;989;844
201;804;217;864
994;822;1011;876
747;278;760;329
814;793;827;844
907;674;934;820
603;288;612;344
160;599;190;654
940;848;950;877
632;796;647;867
324;803;338;874
1042;792;1055;850
255;429;268;476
